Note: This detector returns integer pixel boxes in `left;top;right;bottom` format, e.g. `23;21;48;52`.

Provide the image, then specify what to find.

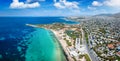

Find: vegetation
99;28;106;34
64;38;72;46
79;55;84;58
66;40;72;46
73;57;77;61
93;46;115;60
83;28;89;44
65;30;76;40
79;54;91;61
65;30;81;40
84;54;91;61
116;56;120;61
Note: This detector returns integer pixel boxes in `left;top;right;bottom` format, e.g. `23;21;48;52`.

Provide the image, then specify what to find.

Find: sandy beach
50;29;74;61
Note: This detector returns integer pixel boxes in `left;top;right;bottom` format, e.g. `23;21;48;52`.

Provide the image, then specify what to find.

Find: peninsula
26;13;120;61
26;23;91;61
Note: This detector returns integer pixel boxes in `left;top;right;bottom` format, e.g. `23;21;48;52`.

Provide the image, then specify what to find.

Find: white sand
51;29;74;61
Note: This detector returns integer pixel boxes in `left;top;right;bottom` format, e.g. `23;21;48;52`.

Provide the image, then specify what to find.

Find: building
107;44;115;49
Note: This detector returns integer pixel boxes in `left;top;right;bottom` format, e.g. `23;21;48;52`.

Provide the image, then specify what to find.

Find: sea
0;17;77;61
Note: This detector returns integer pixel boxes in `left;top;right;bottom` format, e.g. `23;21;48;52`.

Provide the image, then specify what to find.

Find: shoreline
49;29;74;61
25;28;68;61
26;24;75;61
48;30;69;61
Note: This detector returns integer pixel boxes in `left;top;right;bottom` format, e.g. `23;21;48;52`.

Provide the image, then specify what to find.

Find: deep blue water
0;17;76;61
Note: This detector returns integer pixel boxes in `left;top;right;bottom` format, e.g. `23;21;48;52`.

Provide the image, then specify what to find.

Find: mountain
94;12;120;18
112;13;120;18
94;14;113;17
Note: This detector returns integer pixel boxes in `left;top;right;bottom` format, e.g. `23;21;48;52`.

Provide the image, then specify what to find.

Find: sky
0;0;120;16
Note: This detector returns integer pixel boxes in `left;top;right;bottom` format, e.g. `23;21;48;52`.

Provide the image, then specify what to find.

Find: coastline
49;29;74;61
25;28;67;61
26;24;75;61
48;30;68;61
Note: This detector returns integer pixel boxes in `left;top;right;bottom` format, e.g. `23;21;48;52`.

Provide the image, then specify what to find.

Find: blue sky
0;0;120;16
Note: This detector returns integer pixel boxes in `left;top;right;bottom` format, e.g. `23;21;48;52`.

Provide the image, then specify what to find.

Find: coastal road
81;28;99;61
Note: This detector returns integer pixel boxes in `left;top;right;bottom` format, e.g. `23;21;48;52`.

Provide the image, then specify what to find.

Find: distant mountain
112;13;120;18
94;12;120;18
94;14;113;17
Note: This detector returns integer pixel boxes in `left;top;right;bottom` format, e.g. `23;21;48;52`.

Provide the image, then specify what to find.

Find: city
26;13;120;61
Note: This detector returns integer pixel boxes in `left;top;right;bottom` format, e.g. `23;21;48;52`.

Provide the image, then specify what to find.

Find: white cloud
53;0;80;16
54;0;79;9
88;6;96;10
54;2;65;8
10;0;40;9
91;0;120;8
104;0;120;7
92;1;102;6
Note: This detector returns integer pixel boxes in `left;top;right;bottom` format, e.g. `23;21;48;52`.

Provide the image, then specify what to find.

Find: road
81;28;99;61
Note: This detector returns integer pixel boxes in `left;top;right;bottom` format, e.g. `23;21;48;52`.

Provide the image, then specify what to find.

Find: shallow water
25;28;66;61
0;17;76;61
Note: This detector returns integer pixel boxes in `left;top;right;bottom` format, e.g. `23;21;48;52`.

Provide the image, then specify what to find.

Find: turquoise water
25;28;67;61
0;17;77;61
